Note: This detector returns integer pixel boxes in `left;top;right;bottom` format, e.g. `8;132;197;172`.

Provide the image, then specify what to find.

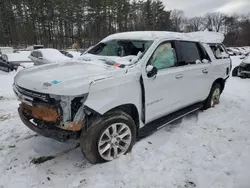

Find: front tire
203;83;221;110
80;110;136;164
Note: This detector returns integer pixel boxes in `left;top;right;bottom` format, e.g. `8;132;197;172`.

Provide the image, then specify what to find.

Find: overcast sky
162;0;250;17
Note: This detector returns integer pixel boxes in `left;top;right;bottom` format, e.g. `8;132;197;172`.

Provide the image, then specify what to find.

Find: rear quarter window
209;43;229;59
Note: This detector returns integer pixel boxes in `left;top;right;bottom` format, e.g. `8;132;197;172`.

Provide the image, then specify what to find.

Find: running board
138;103;203;138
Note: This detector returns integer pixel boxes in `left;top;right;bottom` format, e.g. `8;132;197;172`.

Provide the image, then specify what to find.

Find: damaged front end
14;84;89;142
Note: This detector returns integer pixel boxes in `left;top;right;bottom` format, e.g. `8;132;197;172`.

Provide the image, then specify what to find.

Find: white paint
100;31;225;44
29;48;71;65
85;69;142;117
0;49;31;62
1;57;250;188
140;40;229;124
68;51;82;58
15;61;126;96
14;32;230;128
0;47;14;54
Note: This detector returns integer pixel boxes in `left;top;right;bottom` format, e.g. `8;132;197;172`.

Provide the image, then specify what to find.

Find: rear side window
175;41;202;66
31;51;38;58
37;52;42;58
209;44;229;59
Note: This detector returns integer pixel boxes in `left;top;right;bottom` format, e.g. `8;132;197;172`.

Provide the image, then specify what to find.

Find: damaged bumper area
14;84;88;142
18;106;80;142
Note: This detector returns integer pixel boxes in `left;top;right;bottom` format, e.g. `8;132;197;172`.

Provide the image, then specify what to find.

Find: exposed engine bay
13;84;89;141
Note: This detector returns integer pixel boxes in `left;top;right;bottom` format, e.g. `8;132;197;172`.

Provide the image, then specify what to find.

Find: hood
14;61;127;96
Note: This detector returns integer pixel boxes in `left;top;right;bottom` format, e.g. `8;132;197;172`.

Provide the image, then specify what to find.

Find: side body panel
140;40;230;125
179;63;213;105
84;69;142;120
142;66;187;123
203;43;231;86
83;40;230;130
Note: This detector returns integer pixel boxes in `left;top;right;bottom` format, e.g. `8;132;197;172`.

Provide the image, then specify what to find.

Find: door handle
175;74;183;79
202;69;208;74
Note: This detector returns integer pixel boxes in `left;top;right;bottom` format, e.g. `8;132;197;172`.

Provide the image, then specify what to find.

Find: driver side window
149;42;176;70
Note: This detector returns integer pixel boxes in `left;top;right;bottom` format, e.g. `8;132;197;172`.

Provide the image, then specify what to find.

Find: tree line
172;10;250;47
0;0;249;49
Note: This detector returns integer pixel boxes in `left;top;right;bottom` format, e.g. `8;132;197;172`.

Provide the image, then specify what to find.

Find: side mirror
38;57;43;60
146;65;158;78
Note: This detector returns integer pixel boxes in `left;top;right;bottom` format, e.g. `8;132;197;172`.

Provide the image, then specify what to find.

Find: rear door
174;41;214;105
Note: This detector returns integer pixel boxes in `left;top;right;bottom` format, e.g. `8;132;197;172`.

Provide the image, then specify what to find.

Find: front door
143;41;186;123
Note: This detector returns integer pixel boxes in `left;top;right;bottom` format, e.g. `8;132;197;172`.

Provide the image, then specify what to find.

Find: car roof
101;31;225;44
34;48;60;53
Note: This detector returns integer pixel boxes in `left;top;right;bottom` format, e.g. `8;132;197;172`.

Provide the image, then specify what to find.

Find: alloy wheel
98;123;132;161
211;88;220;107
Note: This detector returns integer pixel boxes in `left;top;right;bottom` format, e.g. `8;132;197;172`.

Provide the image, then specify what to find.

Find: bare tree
185;17;203;32
0;0;249;48
171;9;186;32
203;12;225;32
203;13;214;31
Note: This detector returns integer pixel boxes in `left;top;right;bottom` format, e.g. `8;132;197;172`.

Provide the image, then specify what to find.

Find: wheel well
105;104;140;130
213;78;225;92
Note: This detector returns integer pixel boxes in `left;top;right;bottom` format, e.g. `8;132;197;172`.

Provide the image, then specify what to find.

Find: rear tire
203;83;221;110
232;66;239;77
80;110;136;164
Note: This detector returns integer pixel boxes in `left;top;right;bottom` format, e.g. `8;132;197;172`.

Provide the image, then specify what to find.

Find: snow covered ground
0;57;250;188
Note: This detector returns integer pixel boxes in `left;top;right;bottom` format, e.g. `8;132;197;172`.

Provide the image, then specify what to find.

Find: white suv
13;31;231;164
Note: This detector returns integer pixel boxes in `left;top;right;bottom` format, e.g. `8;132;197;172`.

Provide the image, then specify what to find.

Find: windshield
88;40;153;57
